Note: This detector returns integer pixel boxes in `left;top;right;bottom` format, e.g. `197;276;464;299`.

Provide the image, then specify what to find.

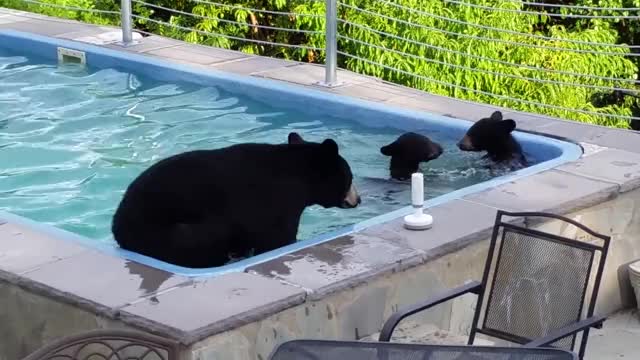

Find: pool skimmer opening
57;47;86;65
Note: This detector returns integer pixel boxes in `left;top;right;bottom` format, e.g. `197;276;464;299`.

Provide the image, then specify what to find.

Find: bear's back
113;143;309;225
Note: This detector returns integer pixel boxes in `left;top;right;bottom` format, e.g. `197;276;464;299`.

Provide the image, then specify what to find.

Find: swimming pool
0;30;582;276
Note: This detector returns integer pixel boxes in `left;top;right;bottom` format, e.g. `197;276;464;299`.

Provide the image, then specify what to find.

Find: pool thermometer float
404;172;433;230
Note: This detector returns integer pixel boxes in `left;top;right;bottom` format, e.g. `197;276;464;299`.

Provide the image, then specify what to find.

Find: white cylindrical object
411;172;424;207
404;172;433;230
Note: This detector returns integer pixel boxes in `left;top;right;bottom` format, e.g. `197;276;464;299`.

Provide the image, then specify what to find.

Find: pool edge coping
0;28;582;277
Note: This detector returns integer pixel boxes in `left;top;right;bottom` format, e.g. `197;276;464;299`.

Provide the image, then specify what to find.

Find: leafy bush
0;0;120;25
1;0;638;128
336;0;638;127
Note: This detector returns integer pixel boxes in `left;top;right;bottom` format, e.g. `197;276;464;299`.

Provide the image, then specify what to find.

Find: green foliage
1;0;638;128
337;0;638;127
0;0;120;25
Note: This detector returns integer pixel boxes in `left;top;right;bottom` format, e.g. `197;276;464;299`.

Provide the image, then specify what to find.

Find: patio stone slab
255;63;372;87
0;222;89;275
558;148;640;193
57;26;117;40
0;13;32;24
211;56;298;75
20;250;191;310
537;120;640;153
62;29;143;45
0;18;90;36
146;44;247;65
328;82;421;102
118;272;306;343
106;35;182;53
246;232;425;300
385;92;500;121
382;93;455;114
463;170;619;214
586;127;640;154
176;43;248;59
360;199;508;258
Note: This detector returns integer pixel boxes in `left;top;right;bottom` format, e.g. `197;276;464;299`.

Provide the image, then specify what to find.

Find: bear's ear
288;132;305;145
497;119;516;134
321;139;339;155
490;111;503;121
380;142;396;156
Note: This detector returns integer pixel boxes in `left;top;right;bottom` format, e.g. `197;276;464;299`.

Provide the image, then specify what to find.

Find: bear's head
457;111;517;153
380;132;443;181
288;132;360;209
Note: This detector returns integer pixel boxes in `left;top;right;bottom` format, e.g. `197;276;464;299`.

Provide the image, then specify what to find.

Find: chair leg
577;328;591;360
467;328;476;345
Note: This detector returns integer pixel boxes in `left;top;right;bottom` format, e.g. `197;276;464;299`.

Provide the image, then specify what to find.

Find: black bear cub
457;111;528;169
380;132;443;181
112;132;360;268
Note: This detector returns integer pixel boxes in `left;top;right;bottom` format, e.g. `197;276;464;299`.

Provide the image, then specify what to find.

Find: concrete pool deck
2;7;640;360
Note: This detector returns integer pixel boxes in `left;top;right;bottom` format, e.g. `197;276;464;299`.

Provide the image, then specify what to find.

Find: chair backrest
469;210;610;352
22;329;180;360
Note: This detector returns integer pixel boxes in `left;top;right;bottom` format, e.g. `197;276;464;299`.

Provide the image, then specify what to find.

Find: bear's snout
430;144;444;160
340;183;361;208
457;135;475;151
390;167;415;181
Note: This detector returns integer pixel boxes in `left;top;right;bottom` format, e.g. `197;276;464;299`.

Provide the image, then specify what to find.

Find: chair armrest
524;315;606;348
378;281;482;342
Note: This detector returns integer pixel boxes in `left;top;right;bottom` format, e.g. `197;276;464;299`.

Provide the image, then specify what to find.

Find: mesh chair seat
270;340;577;360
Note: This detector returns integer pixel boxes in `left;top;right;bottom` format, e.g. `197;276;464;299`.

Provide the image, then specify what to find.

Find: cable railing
2;0;639;127
464;0;640;11
131;1;322;35
17;0;119;15
442;0;640;19
338;2;639;58
334;0;639;126
129;14;324;51
339;19;637;86
373;0;639;50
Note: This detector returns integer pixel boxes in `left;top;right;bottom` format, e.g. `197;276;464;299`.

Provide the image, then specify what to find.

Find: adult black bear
112;132;360;268
380;132;443;181
457;111;528;170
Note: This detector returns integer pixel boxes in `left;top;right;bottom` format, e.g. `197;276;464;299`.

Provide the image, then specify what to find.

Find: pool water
0;49;535;245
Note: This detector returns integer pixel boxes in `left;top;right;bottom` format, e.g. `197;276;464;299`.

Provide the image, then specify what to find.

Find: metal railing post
317;0;341;87
120;0;134;46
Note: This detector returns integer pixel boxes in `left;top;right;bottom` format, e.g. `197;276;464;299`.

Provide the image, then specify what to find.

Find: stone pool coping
2;8;640;346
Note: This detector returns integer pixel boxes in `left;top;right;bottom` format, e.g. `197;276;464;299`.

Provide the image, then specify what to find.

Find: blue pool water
0;48;508;244
0;30;581;275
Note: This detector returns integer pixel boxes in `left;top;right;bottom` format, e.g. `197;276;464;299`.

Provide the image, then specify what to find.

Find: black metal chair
379;210;610;360
270;339;579;360
22;329;180;360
